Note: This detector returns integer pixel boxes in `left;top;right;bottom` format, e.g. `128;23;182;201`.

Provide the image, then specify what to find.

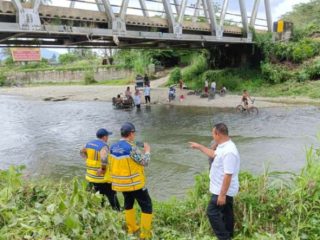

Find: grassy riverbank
1;145;319;239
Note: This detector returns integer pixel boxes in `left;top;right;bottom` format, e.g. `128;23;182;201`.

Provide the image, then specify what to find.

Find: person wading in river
80;128;121;211
109;122;153;239
189;123;240;240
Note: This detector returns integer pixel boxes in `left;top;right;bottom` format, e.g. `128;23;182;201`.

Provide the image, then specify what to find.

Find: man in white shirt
211;81;216;93
189;123;240;240
144;85;151;104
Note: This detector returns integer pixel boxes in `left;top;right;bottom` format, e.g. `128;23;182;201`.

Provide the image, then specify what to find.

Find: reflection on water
0;95;319;200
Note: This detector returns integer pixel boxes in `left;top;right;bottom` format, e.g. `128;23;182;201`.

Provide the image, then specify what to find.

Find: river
0;95;319;200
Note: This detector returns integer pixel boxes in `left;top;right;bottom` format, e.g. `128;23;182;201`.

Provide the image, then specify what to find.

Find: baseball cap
120;122;136;135
96;128;112;138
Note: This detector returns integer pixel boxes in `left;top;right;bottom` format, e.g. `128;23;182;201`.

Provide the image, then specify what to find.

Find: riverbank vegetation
166;0;320;98
1;144;319;239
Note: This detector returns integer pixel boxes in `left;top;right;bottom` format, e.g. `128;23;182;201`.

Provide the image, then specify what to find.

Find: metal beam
163;0;177;34
100;0;115;21
173;0;180;15
204;0;220;37
178;0;188;24
220;0;229;27
250;0;260;27
95;0;104;12
239;0;248;35
264;0;272;31
11;0;23;11
139;0;149;17
33;0;41;12
201;0;209;20
192;0;201;22
69;0;76;8
120;0;129;20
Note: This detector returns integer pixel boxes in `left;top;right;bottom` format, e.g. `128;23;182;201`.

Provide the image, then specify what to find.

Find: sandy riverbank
1;77;320;108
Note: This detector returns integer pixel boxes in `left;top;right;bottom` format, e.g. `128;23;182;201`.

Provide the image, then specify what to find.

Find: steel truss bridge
0;0;272;48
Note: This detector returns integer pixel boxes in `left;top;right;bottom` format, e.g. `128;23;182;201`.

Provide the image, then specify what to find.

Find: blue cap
120;122;136;134
96;128;112;138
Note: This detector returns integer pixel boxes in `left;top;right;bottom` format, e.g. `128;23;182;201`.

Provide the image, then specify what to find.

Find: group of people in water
113;76;253;111
114;84;151;109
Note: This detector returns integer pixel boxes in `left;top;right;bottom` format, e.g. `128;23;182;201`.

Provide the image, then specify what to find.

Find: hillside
283;0;320;29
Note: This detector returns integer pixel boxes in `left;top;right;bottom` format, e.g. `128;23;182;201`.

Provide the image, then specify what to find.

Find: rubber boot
139;213;153;239
125;209;140;234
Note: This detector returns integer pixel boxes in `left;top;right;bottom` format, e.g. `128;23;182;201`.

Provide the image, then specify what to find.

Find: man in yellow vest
80;128;120;211
109;122;152;239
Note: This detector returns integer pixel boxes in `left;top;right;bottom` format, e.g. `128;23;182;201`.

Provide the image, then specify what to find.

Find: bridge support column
69;0;76;8
220;0;229;27
139;0;149;17
239;0;249;37
173;0;181;15
264;0;272;32
205;0;222;38
163;0;182;37
11;0;42;30
250;0;260;28
99;0;126;44
192;0;201;23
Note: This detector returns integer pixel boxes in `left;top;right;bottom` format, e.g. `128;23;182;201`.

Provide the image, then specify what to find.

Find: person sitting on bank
109;123;152;239
80;128;121;211
220;86;227;95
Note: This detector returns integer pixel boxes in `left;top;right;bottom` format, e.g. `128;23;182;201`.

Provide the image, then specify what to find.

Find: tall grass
0;145;319;239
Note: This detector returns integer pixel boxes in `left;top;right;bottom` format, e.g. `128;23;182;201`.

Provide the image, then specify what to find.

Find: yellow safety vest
85;139;111;183
109;140;145;191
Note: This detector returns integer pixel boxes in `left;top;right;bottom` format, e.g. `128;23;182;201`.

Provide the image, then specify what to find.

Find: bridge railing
0;0;273;47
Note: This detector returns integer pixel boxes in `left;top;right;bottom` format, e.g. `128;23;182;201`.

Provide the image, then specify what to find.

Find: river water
1;95;319;200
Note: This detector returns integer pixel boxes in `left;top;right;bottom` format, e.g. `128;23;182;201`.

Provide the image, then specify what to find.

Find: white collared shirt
209;140;240;197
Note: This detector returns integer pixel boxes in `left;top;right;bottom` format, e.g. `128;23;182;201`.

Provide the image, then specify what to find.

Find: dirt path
1;78;320;108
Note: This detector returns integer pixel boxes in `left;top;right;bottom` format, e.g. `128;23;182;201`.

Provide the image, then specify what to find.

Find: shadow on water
0;95;320;200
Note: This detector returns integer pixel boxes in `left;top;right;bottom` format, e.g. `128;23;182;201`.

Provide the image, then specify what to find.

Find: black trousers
123;188;152;214
92;182;121;211
207;194;234;240
145;96;151;103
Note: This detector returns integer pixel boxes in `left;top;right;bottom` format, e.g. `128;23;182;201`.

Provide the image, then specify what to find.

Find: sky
46;0;311;53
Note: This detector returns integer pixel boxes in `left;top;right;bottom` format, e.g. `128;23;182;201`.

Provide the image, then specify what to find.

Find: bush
84;71;96;85
291;39;318;63
202;69;254;91
261;63;293;84
1;144;320;239
59;53;78;64
182;54;207;83
296;71;310;82
305;60;320;80
270;39;320;63
168;67;182;85
0;72;7;86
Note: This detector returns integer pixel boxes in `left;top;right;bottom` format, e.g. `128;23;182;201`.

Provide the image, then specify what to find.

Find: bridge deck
0;1;254;47
0;1;242;34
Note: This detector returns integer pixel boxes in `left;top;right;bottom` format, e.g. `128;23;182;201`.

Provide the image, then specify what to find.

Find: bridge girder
0;0;272;48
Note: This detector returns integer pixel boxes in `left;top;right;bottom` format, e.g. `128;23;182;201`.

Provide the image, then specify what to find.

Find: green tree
282;0;320;30
58;53;77;64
